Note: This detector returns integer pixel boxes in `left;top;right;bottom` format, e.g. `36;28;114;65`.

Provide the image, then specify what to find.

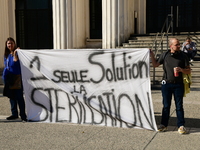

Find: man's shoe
178;126;187;134
22;119;27;122
158;125;167;132
6;116;19;120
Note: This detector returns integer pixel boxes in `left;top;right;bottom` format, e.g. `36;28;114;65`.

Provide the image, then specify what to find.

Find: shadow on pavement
155;116;200;128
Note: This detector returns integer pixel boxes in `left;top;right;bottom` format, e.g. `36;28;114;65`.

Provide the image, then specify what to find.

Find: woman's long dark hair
4;37;17;58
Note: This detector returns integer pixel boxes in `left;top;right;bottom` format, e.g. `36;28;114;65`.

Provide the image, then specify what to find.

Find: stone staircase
123;32;200;51
122;32;200;90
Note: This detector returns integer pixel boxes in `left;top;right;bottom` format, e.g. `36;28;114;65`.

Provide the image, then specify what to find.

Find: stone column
102;0;131;49
102;0;117;49
52;0;73;49
137;0;146;34
0;0;16;68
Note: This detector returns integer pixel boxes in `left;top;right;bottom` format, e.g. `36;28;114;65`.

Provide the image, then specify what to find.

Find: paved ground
0;83;200;150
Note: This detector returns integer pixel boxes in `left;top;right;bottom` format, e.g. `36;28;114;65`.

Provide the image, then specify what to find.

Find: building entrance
146;0;200;33
89;0;102;39
15;0;53;49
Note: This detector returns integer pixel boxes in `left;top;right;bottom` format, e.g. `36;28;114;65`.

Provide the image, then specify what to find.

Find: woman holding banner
2;37;27;122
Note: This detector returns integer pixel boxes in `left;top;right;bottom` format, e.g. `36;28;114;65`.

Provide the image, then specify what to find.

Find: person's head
4;37;17;58
169;38;181;53
185;37;191;44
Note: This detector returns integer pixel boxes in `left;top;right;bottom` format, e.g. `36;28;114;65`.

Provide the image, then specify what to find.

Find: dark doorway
89;0;102;39
15;0;53;49
146;0;200;33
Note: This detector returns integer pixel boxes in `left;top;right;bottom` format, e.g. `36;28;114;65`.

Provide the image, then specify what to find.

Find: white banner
18;49;157;131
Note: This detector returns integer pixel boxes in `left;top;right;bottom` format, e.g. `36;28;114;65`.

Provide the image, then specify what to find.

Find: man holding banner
150;38;191;134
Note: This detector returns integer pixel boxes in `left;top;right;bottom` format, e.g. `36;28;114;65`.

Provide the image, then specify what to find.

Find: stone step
150;77;200;83
127;32;200;49
151;84;200;90
127;41;200;46
124;41;200;47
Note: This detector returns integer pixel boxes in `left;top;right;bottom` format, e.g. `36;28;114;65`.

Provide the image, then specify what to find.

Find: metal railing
152;14;173;85
152;14;173;57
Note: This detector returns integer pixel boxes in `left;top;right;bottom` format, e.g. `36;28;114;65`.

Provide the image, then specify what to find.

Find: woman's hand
13;47;20;61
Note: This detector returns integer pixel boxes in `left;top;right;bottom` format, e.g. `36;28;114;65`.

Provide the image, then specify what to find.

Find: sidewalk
0;85;200;149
